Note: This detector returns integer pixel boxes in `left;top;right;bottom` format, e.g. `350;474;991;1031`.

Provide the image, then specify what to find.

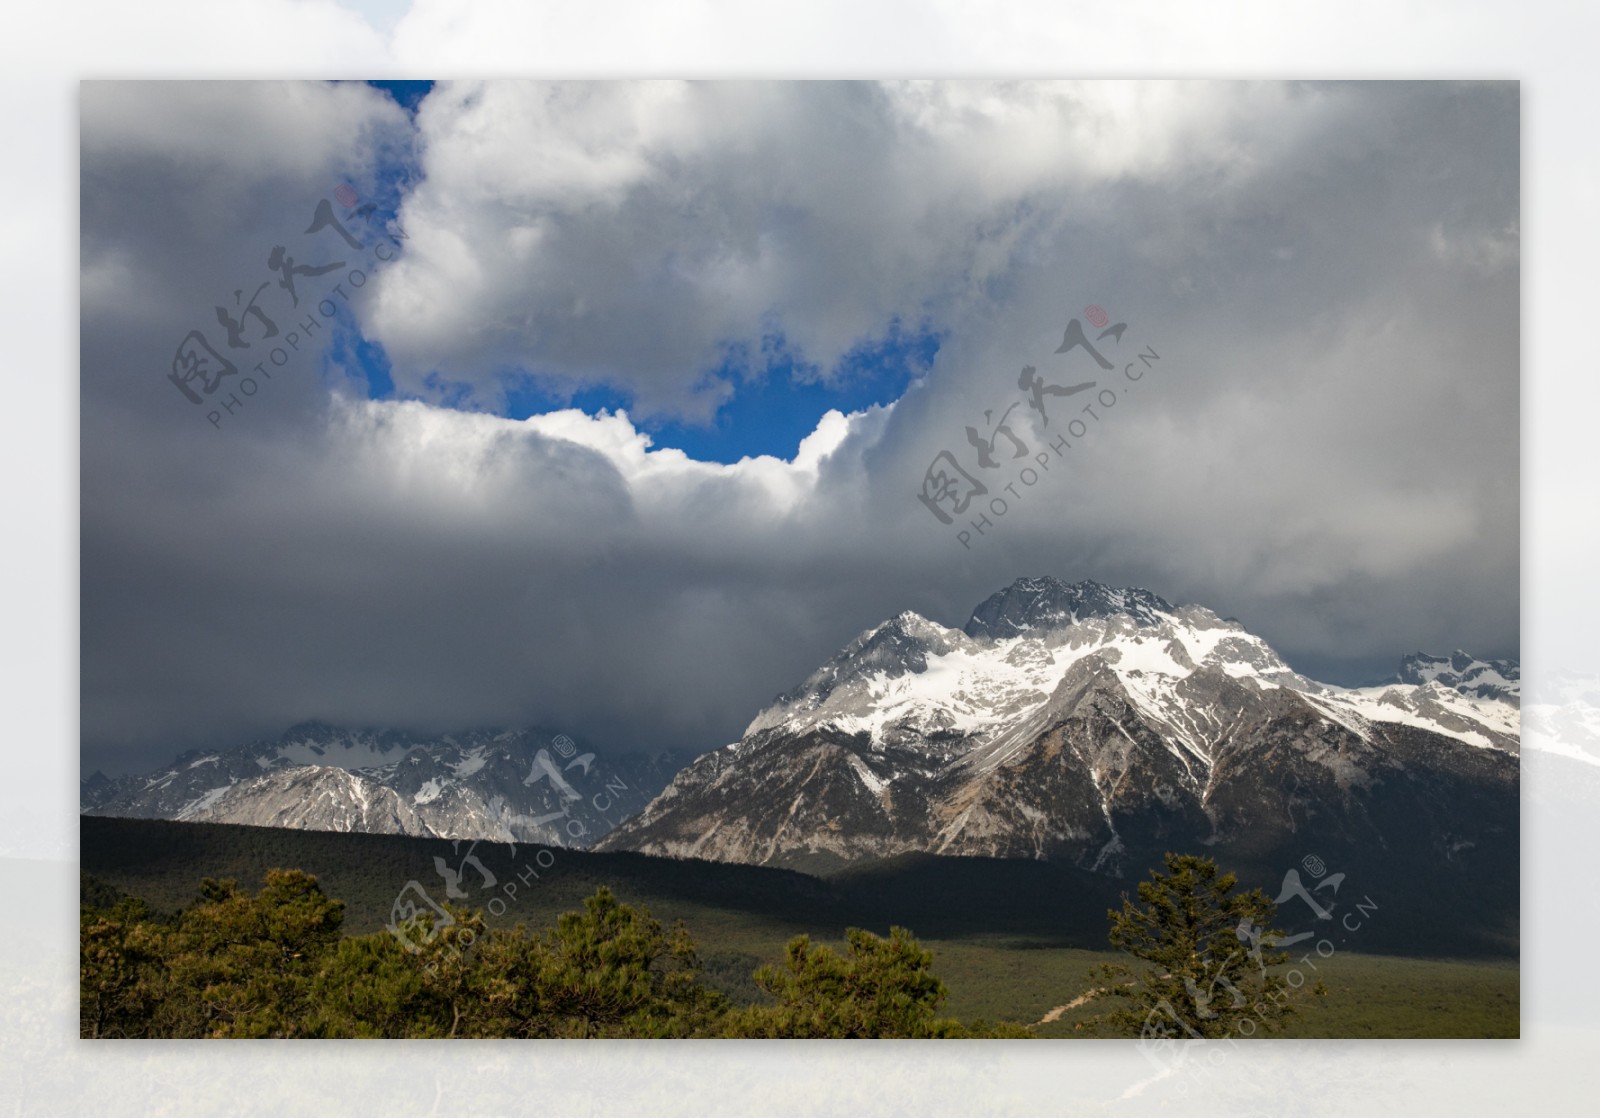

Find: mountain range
81;724;688;848
83;577;1520;914
596;578;1519;911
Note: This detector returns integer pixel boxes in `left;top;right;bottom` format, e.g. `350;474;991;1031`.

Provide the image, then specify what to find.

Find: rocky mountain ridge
83;724;686;848
599;577;1519;889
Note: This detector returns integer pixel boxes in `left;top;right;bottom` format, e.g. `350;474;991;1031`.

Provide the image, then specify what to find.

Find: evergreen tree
159;870;346;1037
307;917;460;1038
727;926;1027;1038
79;895;167;1039
1089;852;1317;1040
465;887;727;1038
83;874;1029;1038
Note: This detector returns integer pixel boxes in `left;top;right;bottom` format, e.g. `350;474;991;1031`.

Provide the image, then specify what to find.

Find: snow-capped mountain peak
601;576;1520;876
84;725;691;848
1398;650;1521;705
962;577;1175;640
743;583;1318;751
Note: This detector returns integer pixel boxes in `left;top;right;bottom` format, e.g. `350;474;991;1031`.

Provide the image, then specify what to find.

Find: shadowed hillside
81;815;1515;959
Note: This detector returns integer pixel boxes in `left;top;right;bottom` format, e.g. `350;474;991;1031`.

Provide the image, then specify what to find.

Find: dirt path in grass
1035;988;1105;1026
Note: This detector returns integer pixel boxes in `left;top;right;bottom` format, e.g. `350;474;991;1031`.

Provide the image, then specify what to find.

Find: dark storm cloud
81;80;1518;775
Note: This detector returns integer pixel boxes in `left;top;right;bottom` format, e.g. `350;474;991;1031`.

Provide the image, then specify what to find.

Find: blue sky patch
345;320;937;464
500;321;940;463
334;79;940;463
365;80;435;114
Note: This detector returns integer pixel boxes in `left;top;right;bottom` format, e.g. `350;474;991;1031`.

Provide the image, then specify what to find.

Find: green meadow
81;815;1517;1038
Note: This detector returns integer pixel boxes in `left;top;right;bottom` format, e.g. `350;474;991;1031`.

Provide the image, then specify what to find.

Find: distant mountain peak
603;573;1520;879
963;577;1175;641
83;723;692;847
1398;649;1520;704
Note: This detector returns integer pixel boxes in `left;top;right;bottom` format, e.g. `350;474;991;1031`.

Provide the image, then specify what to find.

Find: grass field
80;815;1518;1038
924;938;1518;1038
687;929;1518;1039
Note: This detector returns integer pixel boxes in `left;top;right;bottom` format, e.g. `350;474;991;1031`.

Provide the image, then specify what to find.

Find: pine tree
1090;853;1316;1040
160;870;347;1037
79;895;166;1038
726;925;1024;1038
84;875;1032;1038
465;887;728;1038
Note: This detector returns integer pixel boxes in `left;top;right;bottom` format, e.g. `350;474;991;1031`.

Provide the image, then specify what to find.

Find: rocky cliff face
1397;650;1521;705
599;577;1519;885
84;575;1520;889
84;725;687;848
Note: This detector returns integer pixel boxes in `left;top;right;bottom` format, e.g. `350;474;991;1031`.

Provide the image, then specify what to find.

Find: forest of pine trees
82;853;1321;1039
80;870;1032;1039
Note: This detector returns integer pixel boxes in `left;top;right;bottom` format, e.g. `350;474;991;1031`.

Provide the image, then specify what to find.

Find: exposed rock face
180;766;435;836
84;725;688;848
600;577;1519;885
1398;650;1521;706
84;575;1520;890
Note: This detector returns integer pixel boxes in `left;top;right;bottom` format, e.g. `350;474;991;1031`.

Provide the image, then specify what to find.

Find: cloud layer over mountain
81;80;1518;773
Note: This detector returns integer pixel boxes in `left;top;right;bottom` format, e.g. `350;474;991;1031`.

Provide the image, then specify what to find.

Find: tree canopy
81;872;1029;1039
1087;852;1322;1040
